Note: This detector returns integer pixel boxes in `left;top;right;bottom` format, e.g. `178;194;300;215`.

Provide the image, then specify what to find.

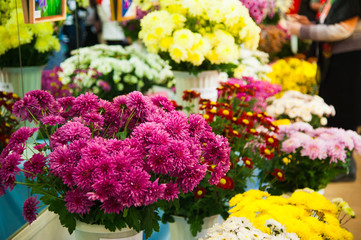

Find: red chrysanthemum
194;187;207;199
216;176;235;190
272;168;286;182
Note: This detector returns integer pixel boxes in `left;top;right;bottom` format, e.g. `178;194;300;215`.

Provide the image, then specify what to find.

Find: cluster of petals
278;122;361;163
1;90;230;218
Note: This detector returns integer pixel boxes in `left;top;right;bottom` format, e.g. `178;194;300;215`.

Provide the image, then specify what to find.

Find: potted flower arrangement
58;44;174;101
0;91;20;151
138;0;260;104
0;90;230;239
200;216;299;240
0;0;60;96
229;189;355;239
266;90;336;128
267;57;318;95
161;78;281;239
259;122;361;195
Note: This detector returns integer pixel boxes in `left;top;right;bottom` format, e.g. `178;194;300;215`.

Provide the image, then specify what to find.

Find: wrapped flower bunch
232;48;273;81
0;0;60;67
200;216;299;240
267;58;318;95
58;44;174;100
42;66;73;99
139;0;260;73
229;189;355;239
266;90;336;128
0;91;20;151
0;90;230;237
260;122;361;194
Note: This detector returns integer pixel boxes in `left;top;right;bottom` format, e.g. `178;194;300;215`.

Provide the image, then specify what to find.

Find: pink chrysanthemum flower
0;153;22;180
163;181;180;201
23;153;46;179
150;95;175;112
23;196;40;224
50;122;91;149
65;188;93;215
281;138;302;153
301;139;328;160
41;115;66;125
12;95;41;121
72;92;100;115
327;141;347;163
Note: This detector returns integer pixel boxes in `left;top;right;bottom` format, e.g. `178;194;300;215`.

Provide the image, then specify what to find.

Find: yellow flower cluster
139;0;260;66
0;0;60;56
267;58;318;95
229;189;354;240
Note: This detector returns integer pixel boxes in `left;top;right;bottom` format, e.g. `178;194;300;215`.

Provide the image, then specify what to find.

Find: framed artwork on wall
21;0;67;23
110;0;136;21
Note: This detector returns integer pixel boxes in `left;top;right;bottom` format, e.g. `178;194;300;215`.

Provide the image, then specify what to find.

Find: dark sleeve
325;0;361;24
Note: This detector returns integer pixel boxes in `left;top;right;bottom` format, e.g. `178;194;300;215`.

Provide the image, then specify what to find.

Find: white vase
1;65;44;97
173;71;220;107
169;215;220;240
74;221;143;240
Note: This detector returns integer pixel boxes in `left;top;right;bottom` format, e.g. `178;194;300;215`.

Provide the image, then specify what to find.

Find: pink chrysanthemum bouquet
259;122;361;195
0;90;230;237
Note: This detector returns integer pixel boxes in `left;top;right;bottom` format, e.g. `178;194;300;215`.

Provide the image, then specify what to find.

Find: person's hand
287;14;312;25
286;21;302;36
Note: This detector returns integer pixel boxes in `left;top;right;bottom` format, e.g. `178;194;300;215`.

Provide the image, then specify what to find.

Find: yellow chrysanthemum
187;51;204;66
35;35;52;52
169;44;188;63
171;13;186;29
159;36;173;52
32;22;54;37
229;189;354;240
182;0;206;16
172;29;194;49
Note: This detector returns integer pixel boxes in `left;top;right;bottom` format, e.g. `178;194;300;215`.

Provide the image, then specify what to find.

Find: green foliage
260;151;351;195
25;171;162;237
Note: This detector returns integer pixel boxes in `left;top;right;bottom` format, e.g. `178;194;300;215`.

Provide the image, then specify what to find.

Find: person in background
286;0;361;181
82;0;102;47
298;0;319;22
62;0;86;58
97;0;128;46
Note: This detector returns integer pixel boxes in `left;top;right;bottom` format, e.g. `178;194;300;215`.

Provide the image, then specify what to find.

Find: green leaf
125;207;141;232
141;206;160;239
189;215;203;237
114;214;127;231
104;215;116;232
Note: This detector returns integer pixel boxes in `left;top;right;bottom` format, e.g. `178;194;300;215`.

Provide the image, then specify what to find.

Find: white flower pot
1;65;44;97
173;70;220;108
169;215;220;240
74;221;143;240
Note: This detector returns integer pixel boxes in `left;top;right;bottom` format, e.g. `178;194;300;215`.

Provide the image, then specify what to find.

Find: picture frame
110;0;136;22
21;0;66;24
